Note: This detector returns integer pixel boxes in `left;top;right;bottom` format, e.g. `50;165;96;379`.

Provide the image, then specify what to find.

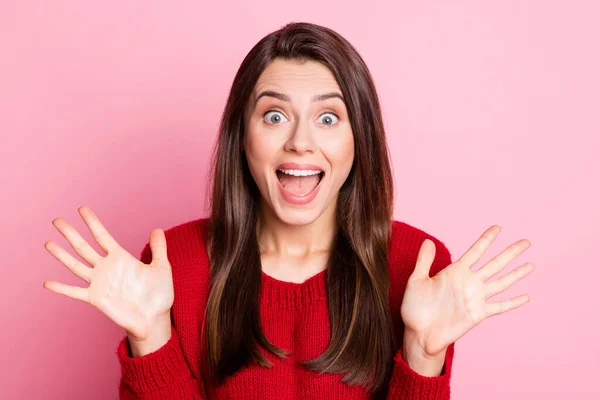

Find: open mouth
275;168;324;198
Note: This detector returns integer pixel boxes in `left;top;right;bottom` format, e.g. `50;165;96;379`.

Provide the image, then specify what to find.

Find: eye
264;110;289;125
317;112;339;126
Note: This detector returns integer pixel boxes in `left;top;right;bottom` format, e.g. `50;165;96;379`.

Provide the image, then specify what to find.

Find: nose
283;119;316;154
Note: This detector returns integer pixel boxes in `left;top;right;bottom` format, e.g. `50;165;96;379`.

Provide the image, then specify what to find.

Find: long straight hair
205;22;395;394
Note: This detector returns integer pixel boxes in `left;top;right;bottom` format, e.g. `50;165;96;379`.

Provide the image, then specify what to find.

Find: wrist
127;314;172;357
402;329;447;377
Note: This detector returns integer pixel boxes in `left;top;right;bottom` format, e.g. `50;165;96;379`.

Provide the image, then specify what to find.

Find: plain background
1;1;598;398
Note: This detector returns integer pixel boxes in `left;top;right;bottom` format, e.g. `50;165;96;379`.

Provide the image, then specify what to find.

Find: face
243;58;355;226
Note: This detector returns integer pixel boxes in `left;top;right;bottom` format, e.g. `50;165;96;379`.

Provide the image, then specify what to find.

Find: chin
269;189;339;228
272;206;324;226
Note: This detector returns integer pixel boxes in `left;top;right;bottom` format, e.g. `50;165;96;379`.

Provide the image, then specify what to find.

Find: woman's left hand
400;225;535;358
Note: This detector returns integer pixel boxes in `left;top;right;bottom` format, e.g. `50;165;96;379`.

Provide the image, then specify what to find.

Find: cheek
244;127;281;177
321;131;355;174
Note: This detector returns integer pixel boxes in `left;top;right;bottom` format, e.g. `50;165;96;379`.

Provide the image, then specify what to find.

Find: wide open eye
317;112;339;126
264;110;289;125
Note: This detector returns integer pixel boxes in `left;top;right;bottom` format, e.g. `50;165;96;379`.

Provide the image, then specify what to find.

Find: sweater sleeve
116;242;206;399
117;326;206;399
385;342;454;399
386;235;455;399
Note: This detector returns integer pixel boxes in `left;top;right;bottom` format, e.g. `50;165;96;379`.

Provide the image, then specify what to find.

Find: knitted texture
117;219;455;399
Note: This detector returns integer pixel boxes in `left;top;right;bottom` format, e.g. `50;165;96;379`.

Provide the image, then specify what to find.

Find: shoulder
388;220;453;279
163;217;210;262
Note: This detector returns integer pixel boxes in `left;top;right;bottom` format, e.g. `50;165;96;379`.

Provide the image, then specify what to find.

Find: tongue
278;173;320;196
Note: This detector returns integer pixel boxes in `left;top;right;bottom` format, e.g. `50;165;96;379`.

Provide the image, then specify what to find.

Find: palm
401;226;534;357
43;206;174;341
87;246;174;339
401;260;488;356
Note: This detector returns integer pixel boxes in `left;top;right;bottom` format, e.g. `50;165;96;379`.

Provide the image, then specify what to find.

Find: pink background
1;1;598;398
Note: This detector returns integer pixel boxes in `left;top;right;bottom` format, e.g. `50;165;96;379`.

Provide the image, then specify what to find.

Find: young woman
43;22;534;399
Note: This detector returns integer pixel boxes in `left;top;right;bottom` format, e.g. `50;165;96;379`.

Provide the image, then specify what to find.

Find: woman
43;22;534;399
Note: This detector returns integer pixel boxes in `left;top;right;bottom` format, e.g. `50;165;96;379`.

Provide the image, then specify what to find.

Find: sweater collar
259;268;327;310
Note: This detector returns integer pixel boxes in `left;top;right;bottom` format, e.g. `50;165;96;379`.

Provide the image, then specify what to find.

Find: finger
456;225;502;269
149;229;169;265
410;239;435;281
52;217;102;266
485;262;535;299
77;206;120;254
43;280;89;303
485;294;530;317
477;239;531;282
45;240;92;283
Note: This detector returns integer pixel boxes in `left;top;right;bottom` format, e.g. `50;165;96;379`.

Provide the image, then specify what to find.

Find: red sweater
116;218;455;399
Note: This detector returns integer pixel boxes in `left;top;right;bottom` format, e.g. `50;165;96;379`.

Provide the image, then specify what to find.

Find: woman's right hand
43;206;174;352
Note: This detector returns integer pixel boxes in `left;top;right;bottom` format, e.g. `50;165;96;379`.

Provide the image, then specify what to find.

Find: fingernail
527;263;535;271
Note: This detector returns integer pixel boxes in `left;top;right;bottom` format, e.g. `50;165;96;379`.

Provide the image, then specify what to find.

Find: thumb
410;239;436;281
149;228;169;265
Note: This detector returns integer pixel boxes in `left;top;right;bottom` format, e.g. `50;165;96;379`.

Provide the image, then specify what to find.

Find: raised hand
400;225;534;357
43;206;174;345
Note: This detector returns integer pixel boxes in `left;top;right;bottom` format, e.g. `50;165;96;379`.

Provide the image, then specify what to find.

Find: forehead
253;58;342;98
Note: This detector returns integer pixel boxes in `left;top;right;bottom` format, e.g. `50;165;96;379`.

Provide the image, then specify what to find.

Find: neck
257;199;337;257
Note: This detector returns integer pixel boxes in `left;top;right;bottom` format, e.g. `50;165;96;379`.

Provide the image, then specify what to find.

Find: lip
274;165;325;206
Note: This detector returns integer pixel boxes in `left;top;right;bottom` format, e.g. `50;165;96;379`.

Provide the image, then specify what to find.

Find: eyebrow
254;90;345;104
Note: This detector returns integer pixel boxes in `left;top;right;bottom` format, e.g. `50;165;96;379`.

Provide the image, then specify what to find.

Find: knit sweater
116;218;455;399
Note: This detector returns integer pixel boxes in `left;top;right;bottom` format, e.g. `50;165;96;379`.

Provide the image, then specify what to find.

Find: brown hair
205;22;395;394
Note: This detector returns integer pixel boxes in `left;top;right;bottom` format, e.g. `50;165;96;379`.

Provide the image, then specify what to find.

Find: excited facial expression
243;58;355;226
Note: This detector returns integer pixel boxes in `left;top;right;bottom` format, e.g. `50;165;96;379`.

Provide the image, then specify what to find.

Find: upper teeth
278;169;322;176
